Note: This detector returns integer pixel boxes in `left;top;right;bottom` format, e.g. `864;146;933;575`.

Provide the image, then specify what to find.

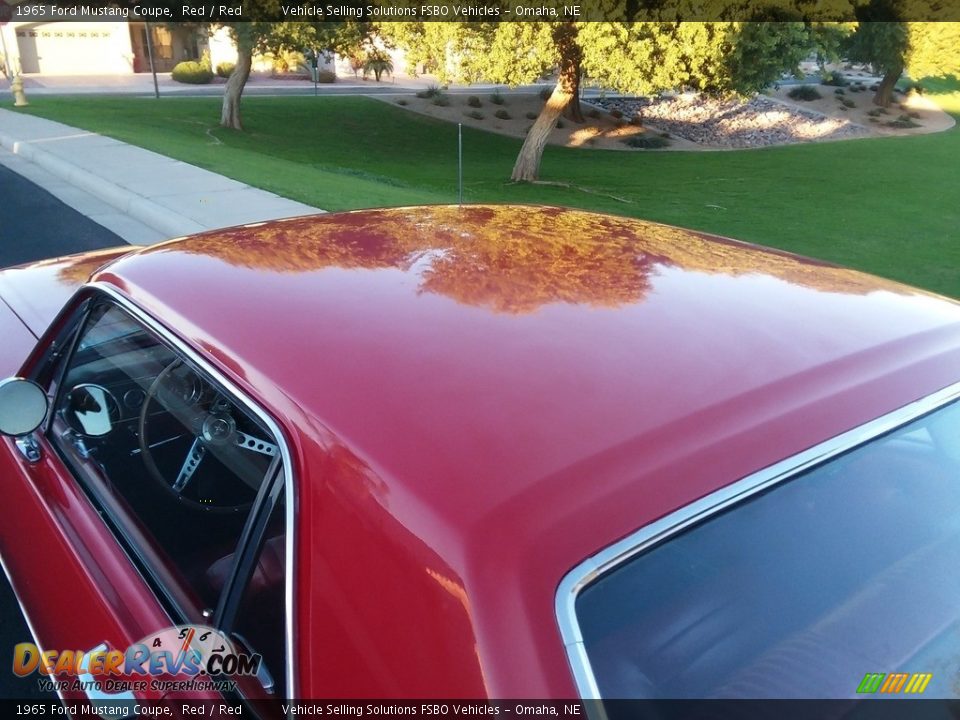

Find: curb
0;129;207;239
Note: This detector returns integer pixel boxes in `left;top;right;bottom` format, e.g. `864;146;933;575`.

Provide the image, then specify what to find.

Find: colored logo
12;625;260;693
856;672;932;694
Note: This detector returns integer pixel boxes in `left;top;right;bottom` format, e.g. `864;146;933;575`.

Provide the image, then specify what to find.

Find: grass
10;79;960;298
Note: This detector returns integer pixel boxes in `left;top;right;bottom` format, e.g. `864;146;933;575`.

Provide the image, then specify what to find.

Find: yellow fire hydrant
11;75;28;107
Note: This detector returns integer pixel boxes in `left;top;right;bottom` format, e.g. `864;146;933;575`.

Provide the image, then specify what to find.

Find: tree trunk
565;65;584;124
511;23;581;182
873;65;902;108
220;44;252;130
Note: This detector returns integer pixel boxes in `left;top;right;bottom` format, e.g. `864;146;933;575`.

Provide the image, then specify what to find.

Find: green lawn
11;80;960;298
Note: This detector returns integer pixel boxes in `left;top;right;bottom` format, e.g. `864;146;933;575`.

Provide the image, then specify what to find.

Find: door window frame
27;284;297;698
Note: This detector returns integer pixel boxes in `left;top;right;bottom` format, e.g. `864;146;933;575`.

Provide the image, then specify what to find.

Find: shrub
525;111;538;120
820;70;848;87
172;60;213;84
416;85;442;99
465;110;484;120
833;88;845;96
272;50;304;73
659;132;671;138
317;69;336;84
840;98;856;108
362;52;393;82
395;99;408;106
467;95;482;108
494;109;511;120
490;90;506;105
432;94;450;107
215;62;235;78
538;86;554;100
787;85;821;101
887;114;921;128
588;108;601;118
624;135;671;149
849;85;863;93
609;108;624;119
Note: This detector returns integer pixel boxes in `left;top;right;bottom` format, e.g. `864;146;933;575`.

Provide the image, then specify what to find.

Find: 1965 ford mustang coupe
1;205;960;706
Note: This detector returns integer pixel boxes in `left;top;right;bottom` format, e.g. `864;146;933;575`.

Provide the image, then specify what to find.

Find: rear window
575;399;960;698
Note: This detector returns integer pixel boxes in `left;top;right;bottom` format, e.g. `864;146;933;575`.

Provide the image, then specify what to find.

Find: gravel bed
593;94;871;148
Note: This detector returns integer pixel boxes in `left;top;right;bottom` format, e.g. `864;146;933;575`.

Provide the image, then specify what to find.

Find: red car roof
94;205;960;696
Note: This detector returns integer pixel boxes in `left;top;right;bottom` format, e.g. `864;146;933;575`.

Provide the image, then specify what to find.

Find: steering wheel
138;359;279;512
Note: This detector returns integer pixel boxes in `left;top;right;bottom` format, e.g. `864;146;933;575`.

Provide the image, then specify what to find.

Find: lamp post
144;22;159;99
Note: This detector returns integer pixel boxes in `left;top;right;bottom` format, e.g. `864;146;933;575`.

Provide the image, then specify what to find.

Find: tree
363;50;394;81
385;16;814;182
212;17;376;130
848;17;960;107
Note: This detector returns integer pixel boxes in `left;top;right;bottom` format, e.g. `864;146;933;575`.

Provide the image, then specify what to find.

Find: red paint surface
2;206;960;697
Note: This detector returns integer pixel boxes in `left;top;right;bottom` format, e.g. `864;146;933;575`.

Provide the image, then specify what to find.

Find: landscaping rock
594;94;870;148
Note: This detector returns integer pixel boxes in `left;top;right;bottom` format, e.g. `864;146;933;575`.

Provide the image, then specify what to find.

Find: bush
271;50;304;73
172;60;213;85
849;85;863;93
787;85;821;101
820;70;848;87
317;69;336;84
840;97;856;108
465;110;484;120
494;109;511;120
538;86;554;100
467;95;482;108
588;108;601;119
395;99;408;106
525;111;538;120
215;62;235;79
833;88;845;96
362;52;393;82
609;108;624;119
887;114;922;128
490;90;506;105
624;135;671;149
432;94;450;107
416;85;442;99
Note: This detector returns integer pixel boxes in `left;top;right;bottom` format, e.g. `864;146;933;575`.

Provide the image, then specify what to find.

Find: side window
229;500;288;697
48;301;287;674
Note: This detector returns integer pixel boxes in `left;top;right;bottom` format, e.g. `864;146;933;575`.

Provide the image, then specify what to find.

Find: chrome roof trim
556;377;960;699
88;282;298;699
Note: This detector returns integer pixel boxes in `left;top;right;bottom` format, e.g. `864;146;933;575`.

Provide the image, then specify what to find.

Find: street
0;161;126;267
0;161;125;700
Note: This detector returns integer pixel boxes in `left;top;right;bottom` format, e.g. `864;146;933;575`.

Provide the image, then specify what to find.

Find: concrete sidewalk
0;107;322;243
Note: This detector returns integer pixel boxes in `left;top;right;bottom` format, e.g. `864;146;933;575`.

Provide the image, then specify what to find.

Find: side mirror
0;378;49;437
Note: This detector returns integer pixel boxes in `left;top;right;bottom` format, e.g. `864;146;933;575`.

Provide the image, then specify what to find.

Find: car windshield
576;399;960;698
